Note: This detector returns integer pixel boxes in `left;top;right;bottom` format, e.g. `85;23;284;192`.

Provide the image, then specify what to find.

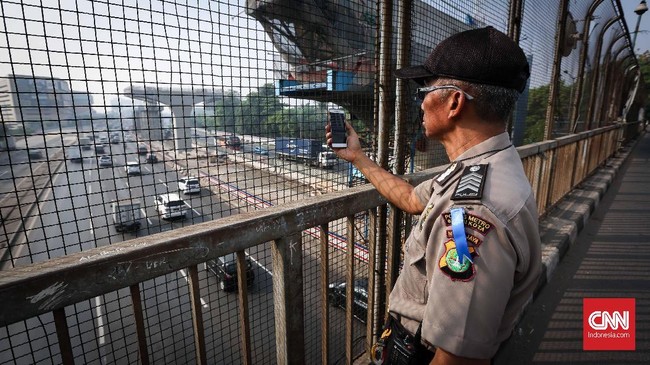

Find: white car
154;193;188;219
98;155;112;167
125;161;141;175
178;176;201;194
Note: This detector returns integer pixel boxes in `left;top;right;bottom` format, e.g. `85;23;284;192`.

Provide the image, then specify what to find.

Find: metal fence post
272;233;305;365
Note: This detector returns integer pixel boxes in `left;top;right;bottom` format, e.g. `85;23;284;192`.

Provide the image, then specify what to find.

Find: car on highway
98;155;112;167
145;152;158;163
125;161;141;175
27;148;44;160
66;146;82;163
253;146;269;155
94;144;105;154
137;144;148;155
205;253;255;292
178;176;201;194
328;278;368;322
154;193;188;220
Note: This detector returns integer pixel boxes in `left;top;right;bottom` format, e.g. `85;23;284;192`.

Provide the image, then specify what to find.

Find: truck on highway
78;136;92;150
318;149;338;168
111;199;142;232
66;146;82;162
275;138;335;167
214;134;242;151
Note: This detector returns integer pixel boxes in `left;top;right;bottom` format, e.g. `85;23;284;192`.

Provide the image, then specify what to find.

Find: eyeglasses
416;85;474;101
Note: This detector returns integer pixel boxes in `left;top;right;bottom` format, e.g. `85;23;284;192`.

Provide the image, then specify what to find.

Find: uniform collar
454;132;511;164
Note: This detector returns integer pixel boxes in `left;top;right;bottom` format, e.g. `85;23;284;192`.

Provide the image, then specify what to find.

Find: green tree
237;83;285;135
292;104;327;139
199;90;242;132
523;84;550;144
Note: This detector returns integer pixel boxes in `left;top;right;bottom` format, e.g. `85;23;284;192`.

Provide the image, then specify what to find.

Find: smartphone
328;109;347;148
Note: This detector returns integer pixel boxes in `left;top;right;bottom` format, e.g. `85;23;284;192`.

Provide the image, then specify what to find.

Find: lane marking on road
179;269;208;308
142;208;152;225
88;184;94;235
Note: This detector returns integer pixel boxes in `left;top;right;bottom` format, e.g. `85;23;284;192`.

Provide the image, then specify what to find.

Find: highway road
0;130;367;364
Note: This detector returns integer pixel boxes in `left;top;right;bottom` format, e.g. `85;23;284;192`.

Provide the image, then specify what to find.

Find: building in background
0;74;74;134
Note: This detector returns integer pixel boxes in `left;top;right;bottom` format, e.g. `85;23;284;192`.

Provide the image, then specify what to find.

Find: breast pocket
399;242;428;304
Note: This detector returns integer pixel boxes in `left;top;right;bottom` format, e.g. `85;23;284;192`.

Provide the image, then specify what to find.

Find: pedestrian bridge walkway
496;128;650;364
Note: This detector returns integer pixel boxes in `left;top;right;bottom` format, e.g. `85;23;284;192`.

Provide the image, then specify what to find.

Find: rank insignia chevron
452;164;488;200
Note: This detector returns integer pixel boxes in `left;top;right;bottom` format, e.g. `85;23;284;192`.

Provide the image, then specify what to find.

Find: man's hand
324;120;425;214
325;121;362;163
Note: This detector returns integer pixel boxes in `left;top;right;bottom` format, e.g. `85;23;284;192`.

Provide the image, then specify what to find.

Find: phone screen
329;110;347;148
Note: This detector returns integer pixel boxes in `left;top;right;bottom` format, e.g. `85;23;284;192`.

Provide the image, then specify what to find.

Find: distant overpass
124;86;222;151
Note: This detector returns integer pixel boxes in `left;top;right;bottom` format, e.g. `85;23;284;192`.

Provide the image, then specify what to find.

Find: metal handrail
0;121;640;365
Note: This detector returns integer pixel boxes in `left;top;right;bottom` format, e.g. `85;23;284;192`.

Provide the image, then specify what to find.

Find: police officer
326;26;542;364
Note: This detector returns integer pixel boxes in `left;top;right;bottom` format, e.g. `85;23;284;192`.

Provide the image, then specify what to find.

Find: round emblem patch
445;248;471;273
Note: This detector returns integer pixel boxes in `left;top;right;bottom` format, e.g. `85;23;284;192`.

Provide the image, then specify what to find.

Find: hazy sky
0;0;276;106
0;0;646;110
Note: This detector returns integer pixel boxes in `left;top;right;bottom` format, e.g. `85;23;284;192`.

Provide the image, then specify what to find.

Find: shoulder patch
438;240;477;281
446;229;483;247
442;211;494;235
452;164;488;200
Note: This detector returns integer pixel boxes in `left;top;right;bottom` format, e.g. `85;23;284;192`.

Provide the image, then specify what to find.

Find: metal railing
0;121;641;365
0;0;645;363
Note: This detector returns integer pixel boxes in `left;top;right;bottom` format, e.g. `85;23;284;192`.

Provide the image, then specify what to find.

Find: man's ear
447;91;465;119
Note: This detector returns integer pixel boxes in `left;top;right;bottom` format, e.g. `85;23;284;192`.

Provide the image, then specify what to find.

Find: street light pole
633;0;648;51
563;70;577;132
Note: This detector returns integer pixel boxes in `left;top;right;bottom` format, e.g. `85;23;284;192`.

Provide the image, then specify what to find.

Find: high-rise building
0;74;74;133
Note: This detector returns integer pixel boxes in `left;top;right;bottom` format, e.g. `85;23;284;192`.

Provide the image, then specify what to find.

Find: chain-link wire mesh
0;0;643;364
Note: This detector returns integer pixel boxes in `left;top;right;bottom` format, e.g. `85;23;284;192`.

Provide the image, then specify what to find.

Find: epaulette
434;161;463;187
451;164;488;200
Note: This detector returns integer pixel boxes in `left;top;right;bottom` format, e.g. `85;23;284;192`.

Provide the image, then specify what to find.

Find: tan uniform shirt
388;132;542;359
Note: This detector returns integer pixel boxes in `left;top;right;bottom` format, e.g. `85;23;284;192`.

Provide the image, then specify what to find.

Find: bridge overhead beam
125;86;222;152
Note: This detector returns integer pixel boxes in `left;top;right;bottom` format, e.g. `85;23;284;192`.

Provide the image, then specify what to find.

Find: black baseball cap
395;26;530;92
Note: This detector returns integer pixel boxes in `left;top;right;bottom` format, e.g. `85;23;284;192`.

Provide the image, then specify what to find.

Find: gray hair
434;78;520;123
